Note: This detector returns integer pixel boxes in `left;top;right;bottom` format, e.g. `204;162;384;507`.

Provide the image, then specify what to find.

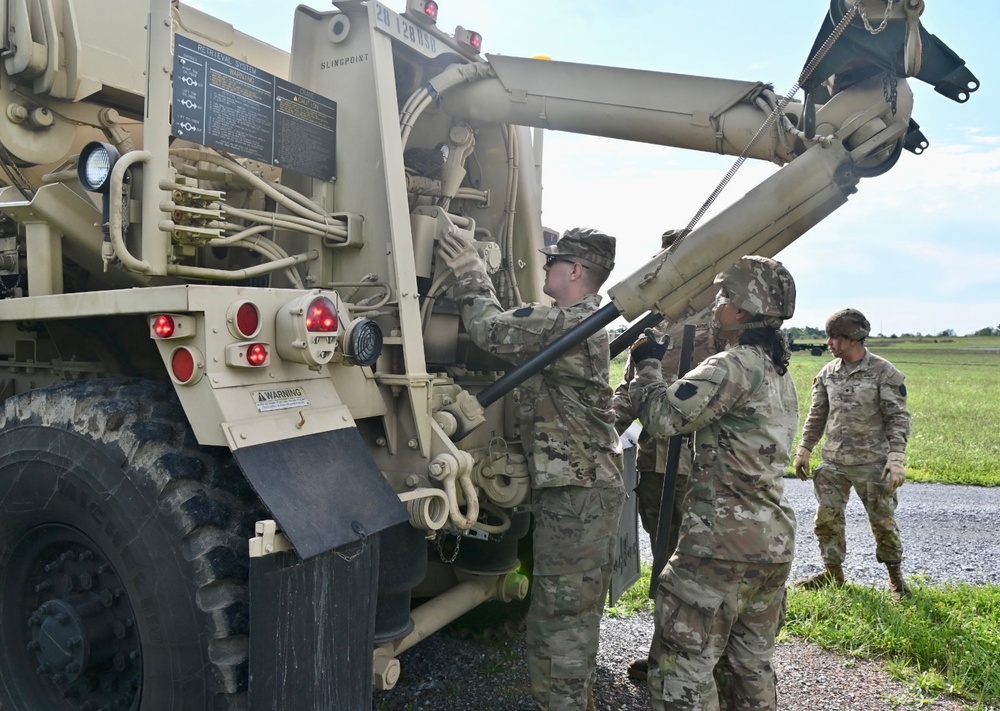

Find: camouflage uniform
612;229;714;554
629;256;799;711
800;349;911;567
613;311;715;552
448;231;624;710
630;346;798;711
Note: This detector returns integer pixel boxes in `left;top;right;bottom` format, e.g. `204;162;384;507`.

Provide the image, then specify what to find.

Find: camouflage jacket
800;348;911;466
629;345;798;563
613;310;715;473
450;269;623;490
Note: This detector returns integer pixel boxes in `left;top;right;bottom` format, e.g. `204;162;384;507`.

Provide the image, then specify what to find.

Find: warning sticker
252;387;309;412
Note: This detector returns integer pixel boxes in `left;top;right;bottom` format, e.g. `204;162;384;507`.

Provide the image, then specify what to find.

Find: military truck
0;0;977;708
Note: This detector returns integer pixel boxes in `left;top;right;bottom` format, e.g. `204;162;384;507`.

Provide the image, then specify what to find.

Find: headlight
77;141;122;193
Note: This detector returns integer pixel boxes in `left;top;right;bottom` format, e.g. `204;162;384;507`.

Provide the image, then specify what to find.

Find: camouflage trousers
526;485;625;711
636;470;690;554
812;460;903;565
648;554;791;711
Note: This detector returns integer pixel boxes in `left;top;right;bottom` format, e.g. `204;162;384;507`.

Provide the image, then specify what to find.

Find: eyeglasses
544;254;590;269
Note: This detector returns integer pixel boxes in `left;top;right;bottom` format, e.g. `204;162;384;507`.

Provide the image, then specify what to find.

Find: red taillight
276;291;340;367
149;313;195;340
170;346;202;385
305;296;338;333
236;302;260;338
455;26;482;53
407;0;438;24
153;314;175;338
246;343;268;366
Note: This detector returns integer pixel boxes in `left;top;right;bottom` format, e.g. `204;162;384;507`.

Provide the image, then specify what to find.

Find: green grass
606;562;654;618
615;335;1000;486
612;335;1000;708
789;337;1000;486
784;582;1000;708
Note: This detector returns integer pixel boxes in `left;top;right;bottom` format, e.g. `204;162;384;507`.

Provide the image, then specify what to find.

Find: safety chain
858;0;896;35
436;531;462;563
883;55;899;115
335;521;369;562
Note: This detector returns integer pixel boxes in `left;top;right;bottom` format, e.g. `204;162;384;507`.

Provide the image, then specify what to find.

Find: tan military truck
0;0;977;708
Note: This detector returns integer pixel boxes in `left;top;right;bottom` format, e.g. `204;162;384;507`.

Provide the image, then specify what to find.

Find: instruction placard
172;34;337;181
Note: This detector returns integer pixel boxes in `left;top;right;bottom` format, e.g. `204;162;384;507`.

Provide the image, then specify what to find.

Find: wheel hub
11;532;141;709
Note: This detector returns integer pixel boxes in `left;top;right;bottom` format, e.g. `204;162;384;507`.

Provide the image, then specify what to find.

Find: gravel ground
373;480;1000;710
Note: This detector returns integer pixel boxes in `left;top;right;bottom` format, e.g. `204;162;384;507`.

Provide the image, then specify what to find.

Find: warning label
252;387;309;412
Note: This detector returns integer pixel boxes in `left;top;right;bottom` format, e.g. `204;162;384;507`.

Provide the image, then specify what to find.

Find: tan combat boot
886;562;912;600
627;657;650;682
794;564;845;589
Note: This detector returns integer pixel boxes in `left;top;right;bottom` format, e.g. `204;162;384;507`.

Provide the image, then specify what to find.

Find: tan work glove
882;451;906;491
794;445;812;480
437;232;483;277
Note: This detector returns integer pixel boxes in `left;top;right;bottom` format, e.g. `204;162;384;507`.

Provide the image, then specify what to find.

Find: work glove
882;451;907;491
794;445;812;480
437;232;483;277
629;328;670;364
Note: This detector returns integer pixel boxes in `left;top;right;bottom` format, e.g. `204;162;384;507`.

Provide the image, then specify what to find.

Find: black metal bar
475;302;620;408
610;311;664;359
649;323;696;598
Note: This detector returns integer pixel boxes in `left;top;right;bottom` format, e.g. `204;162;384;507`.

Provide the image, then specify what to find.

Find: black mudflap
249;535;379;710
233;427;408;559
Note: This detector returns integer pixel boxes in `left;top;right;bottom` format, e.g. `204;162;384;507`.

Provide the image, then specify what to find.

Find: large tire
0;378;263;711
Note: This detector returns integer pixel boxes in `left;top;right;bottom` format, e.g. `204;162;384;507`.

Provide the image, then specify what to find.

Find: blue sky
188;0;999;337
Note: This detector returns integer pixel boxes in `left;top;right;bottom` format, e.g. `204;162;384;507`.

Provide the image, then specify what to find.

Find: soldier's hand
437;232;483;277
794;445;812;480
882;451;906;491
629;328;670;364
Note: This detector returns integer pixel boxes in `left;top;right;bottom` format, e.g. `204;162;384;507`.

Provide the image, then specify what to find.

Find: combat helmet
825;308;870;341
713;255;796;327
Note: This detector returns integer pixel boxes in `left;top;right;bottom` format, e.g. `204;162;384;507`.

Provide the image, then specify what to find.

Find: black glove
629;328;669;363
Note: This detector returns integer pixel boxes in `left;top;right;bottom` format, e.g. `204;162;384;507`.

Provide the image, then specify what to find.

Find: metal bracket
249;519;294;558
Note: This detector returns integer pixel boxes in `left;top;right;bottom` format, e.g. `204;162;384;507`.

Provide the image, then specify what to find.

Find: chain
681;4;860;235
883;55;899;114
335;521;369;562
436;531;462;563
858;0;896;35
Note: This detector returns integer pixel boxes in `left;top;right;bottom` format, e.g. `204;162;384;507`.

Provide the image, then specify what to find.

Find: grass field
612;335;1000;486
611;335;1000;707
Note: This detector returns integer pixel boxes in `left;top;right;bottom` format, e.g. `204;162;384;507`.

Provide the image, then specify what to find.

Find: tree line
607;324;1000;342
784;325;1000;340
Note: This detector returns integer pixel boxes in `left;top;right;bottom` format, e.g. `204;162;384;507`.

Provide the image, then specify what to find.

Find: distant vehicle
789;339;829;356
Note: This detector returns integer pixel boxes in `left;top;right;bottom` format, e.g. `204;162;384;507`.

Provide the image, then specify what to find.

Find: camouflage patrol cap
825;308;870;340
661;228;691;250
539;227;616;270
713;255;796;326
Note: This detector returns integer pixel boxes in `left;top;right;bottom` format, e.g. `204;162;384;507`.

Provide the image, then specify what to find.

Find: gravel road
373;480;1000;710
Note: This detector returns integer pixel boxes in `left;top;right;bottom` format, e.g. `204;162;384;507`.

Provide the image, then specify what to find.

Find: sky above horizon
188;0;999;337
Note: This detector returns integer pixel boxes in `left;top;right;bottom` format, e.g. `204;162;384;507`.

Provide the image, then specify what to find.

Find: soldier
436;227;625;711
612;230;716;684
628;255;799;711
793;308;913;599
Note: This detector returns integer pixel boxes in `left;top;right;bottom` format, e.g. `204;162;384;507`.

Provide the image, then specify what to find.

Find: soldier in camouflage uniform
437;227;625;711
612;229;717;683
793;308;912;599
628;255;799;711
